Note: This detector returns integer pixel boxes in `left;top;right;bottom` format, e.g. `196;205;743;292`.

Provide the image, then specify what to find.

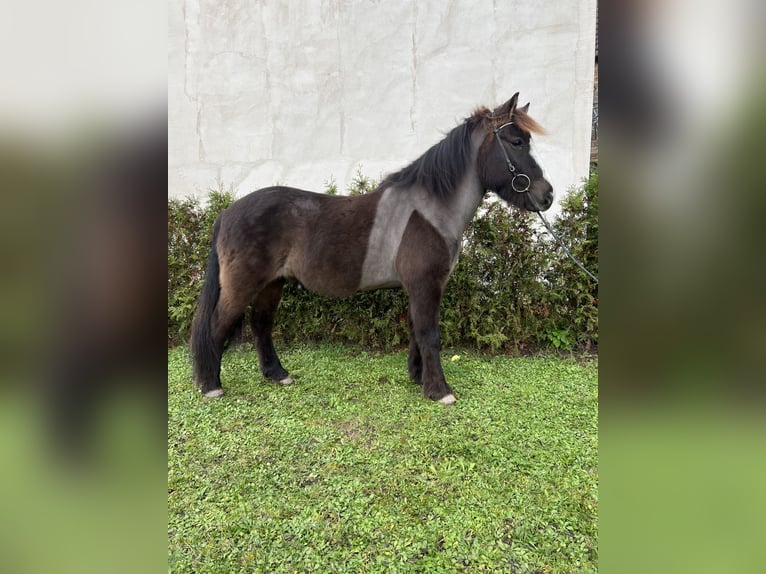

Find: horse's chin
498;187;538;212
498;191;550;213
526;195;551;212
502;189;552;212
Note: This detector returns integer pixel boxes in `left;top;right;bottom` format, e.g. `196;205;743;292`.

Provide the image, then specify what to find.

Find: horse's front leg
396;211;456;405
407;315;423;384
407;287;454;404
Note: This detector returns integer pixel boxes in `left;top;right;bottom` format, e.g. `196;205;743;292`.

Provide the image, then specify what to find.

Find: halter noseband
492;121;531;193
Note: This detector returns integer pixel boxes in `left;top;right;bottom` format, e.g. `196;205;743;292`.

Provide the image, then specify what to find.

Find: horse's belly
358;276;402;291
285;255;365;298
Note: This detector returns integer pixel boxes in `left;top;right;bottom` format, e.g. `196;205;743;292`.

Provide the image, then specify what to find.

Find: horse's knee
413;325;440;351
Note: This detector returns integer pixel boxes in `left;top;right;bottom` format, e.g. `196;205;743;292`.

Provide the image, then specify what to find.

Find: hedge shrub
168;170;598;351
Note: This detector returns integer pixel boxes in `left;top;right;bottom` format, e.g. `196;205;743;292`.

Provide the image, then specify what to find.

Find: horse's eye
511;138;524;148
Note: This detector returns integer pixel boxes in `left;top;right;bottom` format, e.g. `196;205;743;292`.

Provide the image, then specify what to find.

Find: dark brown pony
191;93;552;404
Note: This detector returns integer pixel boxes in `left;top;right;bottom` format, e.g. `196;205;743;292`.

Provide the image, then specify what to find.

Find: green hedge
168;170;598;351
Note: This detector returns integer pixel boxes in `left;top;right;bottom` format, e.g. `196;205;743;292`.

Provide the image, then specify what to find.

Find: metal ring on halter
512;173;531;193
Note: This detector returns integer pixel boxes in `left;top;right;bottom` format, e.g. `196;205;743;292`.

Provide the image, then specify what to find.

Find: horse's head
476;93;554;212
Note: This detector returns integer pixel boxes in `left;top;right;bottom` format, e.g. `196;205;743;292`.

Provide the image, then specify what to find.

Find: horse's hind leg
250;279;291;385
194;259;261;397
200;290;251;397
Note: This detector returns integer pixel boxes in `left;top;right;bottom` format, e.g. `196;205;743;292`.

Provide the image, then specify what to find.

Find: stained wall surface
169;0;597;212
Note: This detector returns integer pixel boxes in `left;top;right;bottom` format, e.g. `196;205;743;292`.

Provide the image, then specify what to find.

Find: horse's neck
441;165;484;241
440;133;486;241
376;129;485;246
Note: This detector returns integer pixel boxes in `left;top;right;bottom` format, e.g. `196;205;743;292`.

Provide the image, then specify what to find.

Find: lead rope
526;191;599;284
493;123;599;284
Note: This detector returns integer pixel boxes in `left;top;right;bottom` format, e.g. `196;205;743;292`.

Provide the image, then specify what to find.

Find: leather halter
492;121;531;193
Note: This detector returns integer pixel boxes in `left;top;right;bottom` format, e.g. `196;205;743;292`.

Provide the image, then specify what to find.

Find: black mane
379;119;475;199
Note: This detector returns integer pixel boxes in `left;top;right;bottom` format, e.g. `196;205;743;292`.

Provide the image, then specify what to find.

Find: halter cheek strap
492;122;531;193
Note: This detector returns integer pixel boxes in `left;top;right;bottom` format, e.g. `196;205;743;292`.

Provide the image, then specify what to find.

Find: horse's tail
190;216;223;389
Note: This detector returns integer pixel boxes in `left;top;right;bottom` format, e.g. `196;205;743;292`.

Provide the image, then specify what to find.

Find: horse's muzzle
529;179;554;211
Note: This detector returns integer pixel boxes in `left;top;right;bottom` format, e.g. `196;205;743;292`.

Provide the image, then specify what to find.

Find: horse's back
217;186;381;297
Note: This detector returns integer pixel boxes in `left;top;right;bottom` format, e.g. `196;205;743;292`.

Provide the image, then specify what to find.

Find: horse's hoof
203;388;224;398
438;393;456;405
278;376;293;386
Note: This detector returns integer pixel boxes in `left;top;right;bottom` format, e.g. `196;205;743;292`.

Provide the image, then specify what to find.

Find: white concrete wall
169;0;597;213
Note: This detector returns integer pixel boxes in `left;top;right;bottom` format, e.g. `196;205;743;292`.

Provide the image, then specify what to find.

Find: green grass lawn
168;345;598;573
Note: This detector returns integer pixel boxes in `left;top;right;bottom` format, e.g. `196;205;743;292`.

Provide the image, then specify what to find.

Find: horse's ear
495;93;519;120
520;102;530;113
